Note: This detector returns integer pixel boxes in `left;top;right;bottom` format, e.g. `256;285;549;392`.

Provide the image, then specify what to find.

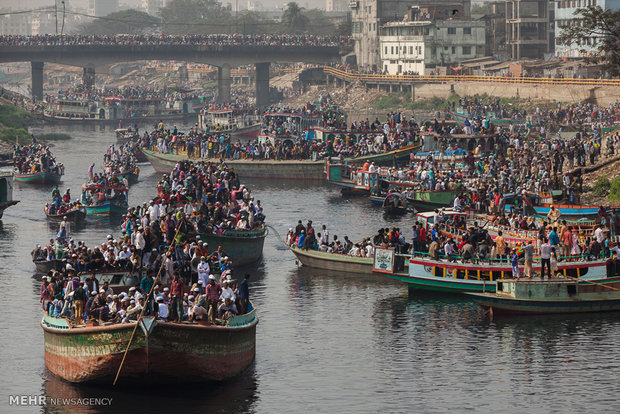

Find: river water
1;119;620;414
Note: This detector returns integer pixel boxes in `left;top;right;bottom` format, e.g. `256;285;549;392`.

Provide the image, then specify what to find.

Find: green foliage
336;18;352;37
372;93;455;111
0;104;30;128
593;177;611;197
79;9;160;35
609;176;620;202
281;2;309;33
0;126;30;144
39;133;71;141
557;6;620;76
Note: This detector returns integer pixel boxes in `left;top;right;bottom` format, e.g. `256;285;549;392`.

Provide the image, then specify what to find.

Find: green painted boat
112;171;139;185
467;277;620;314
199;226;267;266
408;191;457;212
13;169;62;184
84;200;128;216
289;245;373;274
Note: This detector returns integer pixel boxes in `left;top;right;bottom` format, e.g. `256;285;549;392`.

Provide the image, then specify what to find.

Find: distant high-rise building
142;0;168;16
88;0;119;17
327;0;348;12
0;13;31;35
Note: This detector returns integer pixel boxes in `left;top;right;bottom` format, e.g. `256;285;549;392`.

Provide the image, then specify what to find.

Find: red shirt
170;279;184;297
206;283;222;301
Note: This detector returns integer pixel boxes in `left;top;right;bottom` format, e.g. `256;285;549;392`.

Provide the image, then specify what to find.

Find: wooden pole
113;220;184;385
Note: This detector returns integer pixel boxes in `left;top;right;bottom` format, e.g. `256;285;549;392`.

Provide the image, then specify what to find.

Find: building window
448;27;456;35
409;46;414;54
385;46;388;54
424;28;429;35
463;27;471;35
391;46;394;54
369;23;372;31
462;46;471;55
451;46;456;54
373;23;376;31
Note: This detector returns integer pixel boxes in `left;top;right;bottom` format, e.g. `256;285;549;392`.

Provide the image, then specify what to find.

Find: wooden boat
13;169;62;184
0;171;18;219
84;200;128;216
142;143;420;179
408;190;457;212
34;259;65;274
382;192;409;214
41;303;258;384
44;206;86;222
289;245;373;274
77;269;139;292
198;107;261;139
112;170;139;185
372;246;609;294
81;185;129;216
199;226;267;266
466;277;620;314
134;148;148;163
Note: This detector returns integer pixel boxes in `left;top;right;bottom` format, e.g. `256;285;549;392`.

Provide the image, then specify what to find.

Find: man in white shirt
156;297;168;320
219;280;235;302
197;257;210;286
147;200;159;223
594;225;605;244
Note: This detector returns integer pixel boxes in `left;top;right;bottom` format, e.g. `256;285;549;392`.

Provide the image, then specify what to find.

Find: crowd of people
0;34;351;47
13;142;64;176
37;157;262;324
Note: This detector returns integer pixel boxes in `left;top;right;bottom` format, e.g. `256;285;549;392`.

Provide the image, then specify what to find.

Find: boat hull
42;311;257;384
290;246;373;274
468;294;620;314
113;172;139;185
142;149;325;179
84;201;127;216
0;200;19;219
199;228;267;266
45;208;86;222
14;171;62;184
34;259;65;274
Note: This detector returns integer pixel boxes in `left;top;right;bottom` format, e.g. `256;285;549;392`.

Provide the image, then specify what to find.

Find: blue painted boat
14;169;62;184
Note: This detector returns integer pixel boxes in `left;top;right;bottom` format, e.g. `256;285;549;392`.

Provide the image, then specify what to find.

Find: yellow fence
323;66;620;87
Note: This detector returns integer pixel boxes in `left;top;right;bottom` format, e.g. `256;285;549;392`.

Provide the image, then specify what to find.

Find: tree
79;9;160;35
281;2;309;33
557;6;620;76
159;0;232;34
303;9;336;35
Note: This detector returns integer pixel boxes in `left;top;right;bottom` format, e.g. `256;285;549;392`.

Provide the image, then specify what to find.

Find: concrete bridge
0;43;345;105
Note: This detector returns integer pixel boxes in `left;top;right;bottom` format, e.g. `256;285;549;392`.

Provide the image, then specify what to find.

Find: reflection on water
42;367;258;414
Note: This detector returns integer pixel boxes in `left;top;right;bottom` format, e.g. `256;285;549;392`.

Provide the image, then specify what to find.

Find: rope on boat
113;221;183;386
267;224;289;249
563;273;620;292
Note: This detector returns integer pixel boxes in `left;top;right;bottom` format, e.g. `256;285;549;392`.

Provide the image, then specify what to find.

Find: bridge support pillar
83;67;95;90
410;85;415;102
217;64;231;104
31;61;44;101
255;62;270;108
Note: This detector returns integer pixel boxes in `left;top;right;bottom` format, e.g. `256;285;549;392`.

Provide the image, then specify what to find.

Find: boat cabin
198;107;259;133
0;171;14;204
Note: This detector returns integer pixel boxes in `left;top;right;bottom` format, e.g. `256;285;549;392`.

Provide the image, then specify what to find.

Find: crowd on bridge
0;34;351;48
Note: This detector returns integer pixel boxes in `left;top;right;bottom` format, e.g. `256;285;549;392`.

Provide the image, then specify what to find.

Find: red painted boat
41;304;258;384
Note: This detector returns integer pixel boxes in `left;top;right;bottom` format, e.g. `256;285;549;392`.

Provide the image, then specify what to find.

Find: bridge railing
323;66;620;87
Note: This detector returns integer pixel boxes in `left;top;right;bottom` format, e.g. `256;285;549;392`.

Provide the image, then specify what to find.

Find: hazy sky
0;0;331;12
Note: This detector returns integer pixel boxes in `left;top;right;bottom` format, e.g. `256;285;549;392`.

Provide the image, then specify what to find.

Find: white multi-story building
555;0;620;57
0;13;31;35
327;0;349;12
380;17;485;74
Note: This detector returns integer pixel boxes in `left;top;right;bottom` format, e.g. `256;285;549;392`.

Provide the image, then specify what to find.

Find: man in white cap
147;200;159;223
197;256;210;286
156;296;168;320
220;279;235;302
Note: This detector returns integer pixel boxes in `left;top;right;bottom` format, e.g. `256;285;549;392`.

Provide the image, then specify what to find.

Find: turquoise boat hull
84;201;127;216
14;170;62;184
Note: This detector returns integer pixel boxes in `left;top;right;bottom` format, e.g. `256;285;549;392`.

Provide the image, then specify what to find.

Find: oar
113;221;183;386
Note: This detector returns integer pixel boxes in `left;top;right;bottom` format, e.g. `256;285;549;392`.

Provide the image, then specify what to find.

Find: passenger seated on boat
90;289;111;321
125;297;144;321
156;296;168;321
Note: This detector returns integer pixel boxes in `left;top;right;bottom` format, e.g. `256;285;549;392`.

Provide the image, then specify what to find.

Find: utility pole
60;1;66;39
55;0;58;34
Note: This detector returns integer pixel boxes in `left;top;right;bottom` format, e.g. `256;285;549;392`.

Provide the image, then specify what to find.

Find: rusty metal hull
41;310;258;384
